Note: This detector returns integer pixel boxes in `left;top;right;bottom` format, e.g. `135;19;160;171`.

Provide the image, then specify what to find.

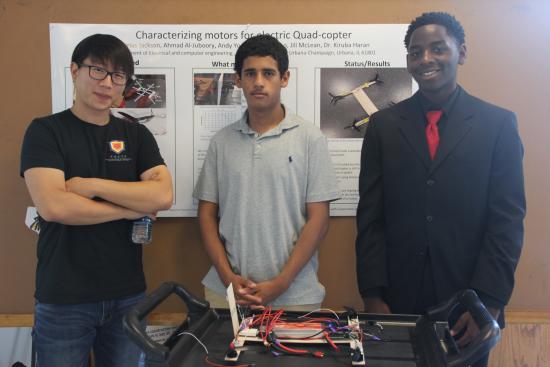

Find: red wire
324;332;339;351
264;308;283;338
275;341;309;354
259;307;269;340
268;309;284;335
275;341;324;358
248;308;350;356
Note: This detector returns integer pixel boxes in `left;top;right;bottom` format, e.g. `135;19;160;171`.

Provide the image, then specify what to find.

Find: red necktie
426;110;443;160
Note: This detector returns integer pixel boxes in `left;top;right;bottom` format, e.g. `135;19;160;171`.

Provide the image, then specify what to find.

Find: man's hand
243;278;289;306
451;307;500;347
363;297;391;314
66;166;173;214
24;167;148;225
66;177;96;199
66;177;156;221
224;274;259;306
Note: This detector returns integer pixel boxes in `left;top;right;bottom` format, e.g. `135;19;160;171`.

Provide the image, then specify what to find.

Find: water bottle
132;217;153;244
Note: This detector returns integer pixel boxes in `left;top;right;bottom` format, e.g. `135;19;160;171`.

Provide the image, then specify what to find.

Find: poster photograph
50;24;413;216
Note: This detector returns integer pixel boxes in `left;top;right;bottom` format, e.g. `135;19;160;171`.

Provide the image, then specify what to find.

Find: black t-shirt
20;109;165;304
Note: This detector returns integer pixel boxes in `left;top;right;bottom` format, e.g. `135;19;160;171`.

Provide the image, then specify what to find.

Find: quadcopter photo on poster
112;73;169;136
320;68;412;139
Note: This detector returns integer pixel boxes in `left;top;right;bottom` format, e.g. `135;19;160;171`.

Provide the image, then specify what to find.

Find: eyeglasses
78;63;128;86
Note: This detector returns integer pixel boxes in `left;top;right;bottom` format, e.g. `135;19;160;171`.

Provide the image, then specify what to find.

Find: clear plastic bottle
132;217;153;244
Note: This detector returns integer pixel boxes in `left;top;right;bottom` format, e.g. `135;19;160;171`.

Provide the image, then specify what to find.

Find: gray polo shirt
193;108;340;306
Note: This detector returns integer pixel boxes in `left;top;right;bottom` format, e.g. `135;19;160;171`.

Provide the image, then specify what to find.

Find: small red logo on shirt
109;140;125;154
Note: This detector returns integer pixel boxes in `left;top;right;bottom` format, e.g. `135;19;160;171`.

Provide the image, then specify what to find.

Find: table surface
153;311;444;367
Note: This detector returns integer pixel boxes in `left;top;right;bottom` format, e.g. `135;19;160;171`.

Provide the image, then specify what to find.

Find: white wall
0;327;32;367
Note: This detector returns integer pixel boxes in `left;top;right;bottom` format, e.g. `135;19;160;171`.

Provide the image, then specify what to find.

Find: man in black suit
355;12;525;366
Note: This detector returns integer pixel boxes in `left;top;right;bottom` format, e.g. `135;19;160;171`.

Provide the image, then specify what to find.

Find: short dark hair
71;34;134;81
404;12;465;49
234;34;288;76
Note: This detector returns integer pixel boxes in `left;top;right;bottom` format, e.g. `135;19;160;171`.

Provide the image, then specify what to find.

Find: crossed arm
198;200;330;306
64;165;173;213
24;165;173;225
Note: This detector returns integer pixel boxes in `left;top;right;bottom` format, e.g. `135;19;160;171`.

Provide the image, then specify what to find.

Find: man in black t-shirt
20;34;173;367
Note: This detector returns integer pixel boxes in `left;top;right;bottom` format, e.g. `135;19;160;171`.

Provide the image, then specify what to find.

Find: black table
124;283;500;367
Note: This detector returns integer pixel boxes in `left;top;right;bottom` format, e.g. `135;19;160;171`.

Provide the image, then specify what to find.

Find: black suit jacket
355;88;525;315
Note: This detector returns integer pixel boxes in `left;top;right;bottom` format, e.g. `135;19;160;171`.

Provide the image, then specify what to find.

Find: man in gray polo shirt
193;35;340;310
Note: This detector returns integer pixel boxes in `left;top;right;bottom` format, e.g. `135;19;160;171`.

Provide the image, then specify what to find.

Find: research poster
50;24;413;216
